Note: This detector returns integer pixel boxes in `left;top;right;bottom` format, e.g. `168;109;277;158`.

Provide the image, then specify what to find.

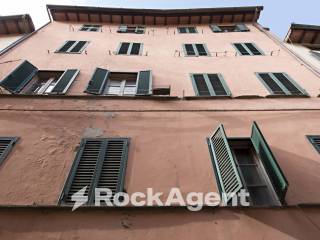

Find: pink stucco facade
0;5;320;240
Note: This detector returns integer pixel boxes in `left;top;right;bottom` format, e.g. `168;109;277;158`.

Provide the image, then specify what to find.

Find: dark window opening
80;24;101;32
56;41;88;53
178;27;197;33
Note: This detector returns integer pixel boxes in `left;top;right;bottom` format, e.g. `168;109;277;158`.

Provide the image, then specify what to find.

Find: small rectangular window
117;25;145;34
178;27;197;33
307;136;320;153
183;44;210;57
233;43;264;56
191;73;231;96
0;137;18;165
80;24;101;32
56;41;89;54
210;24;249;33
59;138;129;205
208;122;288;206
117;42;143;55
257;72;307;96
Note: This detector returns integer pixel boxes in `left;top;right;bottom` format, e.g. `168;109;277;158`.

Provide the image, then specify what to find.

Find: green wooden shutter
191;74;210;96
50;69;79;95
235;24;250;32
118;25;128;33
59;138;130;205
0;60;38;93
0;137;18;165
307;135;320;153
57;41;76;53
233;43;250;55
272;73;306;95
183;44;196;56
136;70;152;95
210;24;222;32
207;74;231;96
250;121;289;203
70;41;88;53
85;68;109;95
244;43;263;55
96;138;130;202
257;73;286;95
209;125;243;203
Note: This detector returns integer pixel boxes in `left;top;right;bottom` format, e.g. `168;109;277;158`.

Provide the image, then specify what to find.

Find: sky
1;0;319;38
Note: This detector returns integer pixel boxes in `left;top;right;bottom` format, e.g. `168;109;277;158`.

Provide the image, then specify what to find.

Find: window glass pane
130;43;141;55
45;80;58;93
247;186;275;206
118;42;130;54
107;86;121;95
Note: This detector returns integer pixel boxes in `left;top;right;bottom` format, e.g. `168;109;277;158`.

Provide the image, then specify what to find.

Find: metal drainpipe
253;22;320;78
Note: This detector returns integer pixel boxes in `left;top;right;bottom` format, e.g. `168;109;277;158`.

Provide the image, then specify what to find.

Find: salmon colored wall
0;21;320;97
0;108;319;205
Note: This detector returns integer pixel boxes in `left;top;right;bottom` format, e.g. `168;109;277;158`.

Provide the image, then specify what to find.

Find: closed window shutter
210;24;222;32
235;24;250;32
233;43;250;55
97;138;129;202
250;121;288;203
130;43;141;55
273;73;304;95
307;136;320;153
136;70;152;95
70;41;87;53
209;125;243;203
50;69;79;95
118;42;130;54
85;68;109;95
258;73;285;95
192;74;210;96
178;27;187;33
118;25;128;33
0;60;38;93
188;27;197;33
60;138;129;205
0;137;18;165
207;74;230;96
57;41;76;52
184;44;196;56
195;44;208;56
244;43;262;55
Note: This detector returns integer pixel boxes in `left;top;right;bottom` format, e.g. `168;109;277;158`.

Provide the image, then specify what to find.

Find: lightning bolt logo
71;186;88;211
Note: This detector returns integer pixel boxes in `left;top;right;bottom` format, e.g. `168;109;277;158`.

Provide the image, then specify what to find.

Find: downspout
254;22;320;78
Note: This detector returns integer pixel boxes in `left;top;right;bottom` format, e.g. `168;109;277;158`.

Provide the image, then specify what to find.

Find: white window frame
105;79;137;96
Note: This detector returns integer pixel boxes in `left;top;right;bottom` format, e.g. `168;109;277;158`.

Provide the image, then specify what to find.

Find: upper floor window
311;50;320;60
177;26;197;34
210;24;249;33
256;72;308;96
183;43;210;57
59;138;130;205
190;73;231;96
307;136;320;153
0;137;18;166
0;60;79;95
208;122;288;206
233;43;264;56
117;25;145;34
79;24;101;32
85;68;152;96
56;40;89;54
116;42;143;55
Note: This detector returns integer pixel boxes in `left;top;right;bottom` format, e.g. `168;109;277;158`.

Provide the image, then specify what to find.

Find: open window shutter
209;125;243;204
118;25;128;33
60;139;106;205
210;24;222;33
96;138;129;202
136;70;152;95
0;60;38;93
235;24;250;32
85;68;109;95
50;69;79;95
0;137;18;165
192;74;210;96
250;121;289;203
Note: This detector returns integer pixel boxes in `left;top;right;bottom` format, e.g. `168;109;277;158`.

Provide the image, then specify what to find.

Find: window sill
266;94;310;98
184;95;232;100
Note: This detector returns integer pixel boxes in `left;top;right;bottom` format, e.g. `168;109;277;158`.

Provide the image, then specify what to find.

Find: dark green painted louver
184;44;196;56
136;70;152;95
70;41;87;53
193;74;210;96
58;41;76;52
50;69;79;95
85;68;109;95
273;73;304;95
209;125;243;204
251;121;289;203
191;73;231;96
209;25;222;32
244;43;262;55
258;73;286;95
233;43;250;55
307;135;320;154
0;60;38;93
235;24;250;32
60;138;129;205
130;43;141;55
207;74;229;96
0;137;18;165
